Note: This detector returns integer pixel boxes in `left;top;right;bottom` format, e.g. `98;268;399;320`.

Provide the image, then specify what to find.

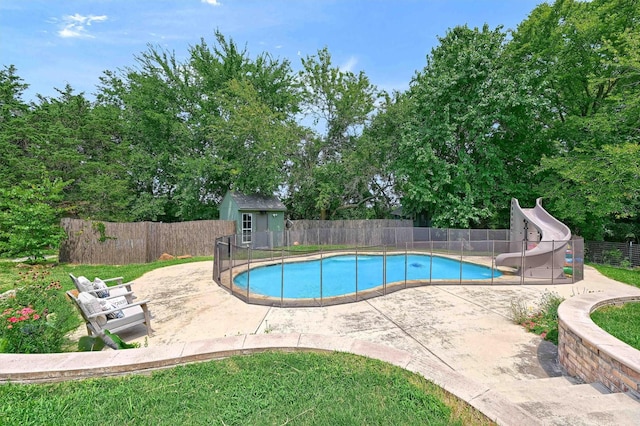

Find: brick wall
558;297;640;399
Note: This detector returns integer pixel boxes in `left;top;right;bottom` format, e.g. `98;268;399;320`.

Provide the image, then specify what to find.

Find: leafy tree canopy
396;24;552;228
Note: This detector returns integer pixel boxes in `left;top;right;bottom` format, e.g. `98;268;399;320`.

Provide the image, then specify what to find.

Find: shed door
255;211;268;232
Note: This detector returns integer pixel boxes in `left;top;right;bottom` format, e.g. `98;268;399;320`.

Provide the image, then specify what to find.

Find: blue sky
1;0;543;103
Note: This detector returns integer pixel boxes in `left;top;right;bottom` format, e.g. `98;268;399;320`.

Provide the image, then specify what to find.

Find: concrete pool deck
2;262;640;424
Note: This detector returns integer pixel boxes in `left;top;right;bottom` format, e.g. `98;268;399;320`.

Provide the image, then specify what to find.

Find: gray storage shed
219;191;286;245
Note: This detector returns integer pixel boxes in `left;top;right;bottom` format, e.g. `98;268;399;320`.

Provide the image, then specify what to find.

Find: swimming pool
233;254;500;299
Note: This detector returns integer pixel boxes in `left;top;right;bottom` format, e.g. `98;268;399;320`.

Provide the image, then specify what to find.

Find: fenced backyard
213;227;585;307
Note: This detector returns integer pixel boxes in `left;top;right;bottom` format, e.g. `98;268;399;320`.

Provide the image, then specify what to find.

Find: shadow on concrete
537;339;563;377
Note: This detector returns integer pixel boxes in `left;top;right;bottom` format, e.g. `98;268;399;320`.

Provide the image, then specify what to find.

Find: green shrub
0;177;69;261
510;291;564;345
602;248;623;265
509;297;532;324
0;269;80;353
538;290;564;322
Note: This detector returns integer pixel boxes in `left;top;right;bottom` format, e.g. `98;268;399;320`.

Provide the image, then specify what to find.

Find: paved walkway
3;262;640;424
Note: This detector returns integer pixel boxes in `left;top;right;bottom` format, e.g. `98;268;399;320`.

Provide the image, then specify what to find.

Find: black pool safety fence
212;229;585;308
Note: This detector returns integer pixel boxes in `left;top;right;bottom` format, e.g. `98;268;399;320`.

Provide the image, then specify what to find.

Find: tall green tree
97;31;300;221
511;0;640;239
354;91;408;217
0;65;39;187
206;79;300;195
537;143;640;240
188;32;300;205
28;86;134;221
509;0;640;151
101;48;194;221
286;48;382;219
396;25;552;228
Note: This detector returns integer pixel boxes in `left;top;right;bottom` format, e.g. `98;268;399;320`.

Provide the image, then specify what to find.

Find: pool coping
0;333;538;425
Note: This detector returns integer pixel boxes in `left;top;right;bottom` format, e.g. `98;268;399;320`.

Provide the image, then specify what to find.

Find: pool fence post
229;241;234;294
246;248;251;301
551;240;555;285
491;240;495;285
281;248;284;307
320;248;324;306
571;239;576;284
212;238;219;282
404;243;408;289
459;240;463;285
212;239;217;282
355;246;359;301
520;240;526;285
429;240;433;284
383;245;387;295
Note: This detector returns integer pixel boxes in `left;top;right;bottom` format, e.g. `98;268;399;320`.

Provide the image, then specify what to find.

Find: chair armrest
86;299;151;318
84;282;134;296
103;291;135;300
102;277;124;285
83;288;135;298
105;282;135;290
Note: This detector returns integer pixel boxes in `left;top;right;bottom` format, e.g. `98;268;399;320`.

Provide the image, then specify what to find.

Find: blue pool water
234;254;500;299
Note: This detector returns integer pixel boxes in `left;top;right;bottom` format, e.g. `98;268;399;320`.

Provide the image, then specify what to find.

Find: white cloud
57;13;108;38
340;56;358;73
201;0;222;5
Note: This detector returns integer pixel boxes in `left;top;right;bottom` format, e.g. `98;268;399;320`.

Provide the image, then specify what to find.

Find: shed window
242;213;252;244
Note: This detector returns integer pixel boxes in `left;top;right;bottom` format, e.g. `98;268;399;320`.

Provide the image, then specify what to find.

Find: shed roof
228;191;286;211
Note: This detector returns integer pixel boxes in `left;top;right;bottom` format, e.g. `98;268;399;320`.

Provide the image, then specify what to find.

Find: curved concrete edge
558;288;640;395
0;333;539;425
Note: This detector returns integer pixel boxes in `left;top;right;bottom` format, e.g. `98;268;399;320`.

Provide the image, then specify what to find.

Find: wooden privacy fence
59;218;235;265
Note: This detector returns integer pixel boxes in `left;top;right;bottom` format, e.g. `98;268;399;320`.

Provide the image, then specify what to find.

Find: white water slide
495;198;571;279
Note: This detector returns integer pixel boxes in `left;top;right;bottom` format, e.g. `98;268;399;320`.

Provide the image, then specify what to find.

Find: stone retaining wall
558;291;640;399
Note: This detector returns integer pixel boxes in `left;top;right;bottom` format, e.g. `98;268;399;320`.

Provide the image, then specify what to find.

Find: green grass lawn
0;256;211;294
592;264;640;289
591;302;640;351
590;264;640;350
0;351;493;425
